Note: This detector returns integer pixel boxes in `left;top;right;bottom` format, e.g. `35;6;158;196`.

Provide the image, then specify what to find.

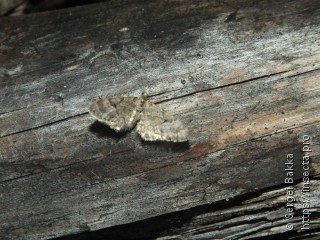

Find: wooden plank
55;181;320;240
0;0;319;239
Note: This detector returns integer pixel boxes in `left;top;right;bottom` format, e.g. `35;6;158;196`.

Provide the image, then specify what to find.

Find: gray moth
89;96;188;142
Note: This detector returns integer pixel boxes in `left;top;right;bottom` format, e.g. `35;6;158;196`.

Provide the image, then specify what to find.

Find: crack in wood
156;69;295;104
0;112;88;139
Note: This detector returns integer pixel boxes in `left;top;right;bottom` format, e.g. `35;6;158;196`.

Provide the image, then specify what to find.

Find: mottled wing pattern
136;100;188;142
89;97;143;132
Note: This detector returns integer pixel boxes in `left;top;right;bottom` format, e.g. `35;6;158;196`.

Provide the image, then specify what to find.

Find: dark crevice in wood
148;88;182;99
53;178;317;240
285;67;320;79
0;107;26;116
0;171;34;185
0;112;88;139
157;69;293;104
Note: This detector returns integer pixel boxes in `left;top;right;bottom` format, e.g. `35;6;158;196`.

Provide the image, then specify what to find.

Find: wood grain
0;0;319;239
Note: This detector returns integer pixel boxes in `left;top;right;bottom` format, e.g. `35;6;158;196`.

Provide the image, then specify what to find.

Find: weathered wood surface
0;0;319;239
56;181;320;240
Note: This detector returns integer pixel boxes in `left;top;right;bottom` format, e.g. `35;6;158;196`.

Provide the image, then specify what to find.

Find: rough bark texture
0;0;319;239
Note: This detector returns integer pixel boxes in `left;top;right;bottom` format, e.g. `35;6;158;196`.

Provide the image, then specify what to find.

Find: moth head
141;92;148;101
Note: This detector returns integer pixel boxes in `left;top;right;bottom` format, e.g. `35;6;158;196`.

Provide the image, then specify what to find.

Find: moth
89;96;188;142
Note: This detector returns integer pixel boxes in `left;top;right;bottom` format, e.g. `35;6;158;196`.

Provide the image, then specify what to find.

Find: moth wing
89;97;143;132
136;100;188;142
